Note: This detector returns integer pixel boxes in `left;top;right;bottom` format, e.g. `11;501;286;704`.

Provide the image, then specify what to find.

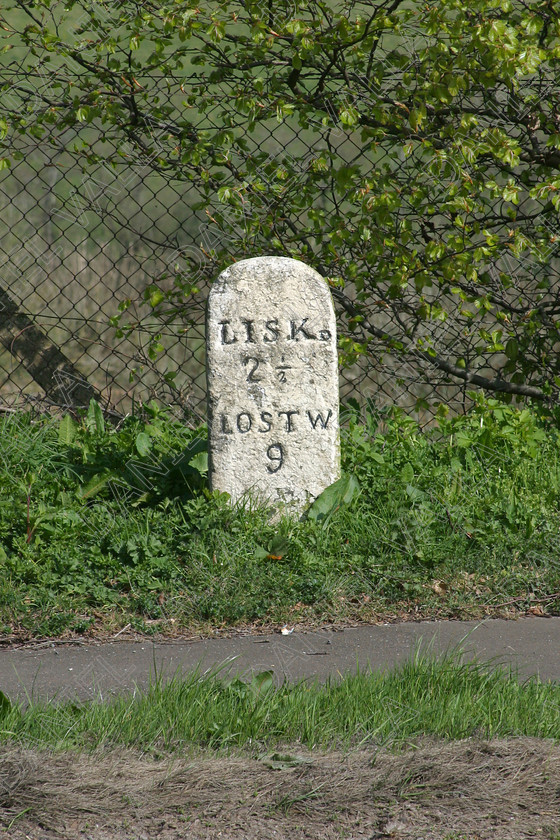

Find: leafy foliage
2;1;560;404
0;400;559;637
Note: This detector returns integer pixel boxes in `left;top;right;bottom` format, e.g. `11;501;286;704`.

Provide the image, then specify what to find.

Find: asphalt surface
1;616;560;704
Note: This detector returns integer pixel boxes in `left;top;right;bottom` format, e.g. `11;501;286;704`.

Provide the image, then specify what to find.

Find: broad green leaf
0;691;12;718
55;510;83;525
149;289;164;307
58;414;77;445
307;473;361;523
259;751;312;770
454;431;474;448
184;437;208;459
189;451;208;473
505;339;519;361
368;451;385;464
268;534;290;558
135;432;152;457
339;106;359;127
250;670;274;695
342;397;361;420
78;472;114;500
401;463;414;483
86;399;105;435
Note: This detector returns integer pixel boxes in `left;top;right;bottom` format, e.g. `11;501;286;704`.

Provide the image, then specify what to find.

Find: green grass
2;652;559;755
1;395;560;638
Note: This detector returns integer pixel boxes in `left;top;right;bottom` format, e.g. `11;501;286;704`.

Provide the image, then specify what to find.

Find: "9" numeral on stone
266;443;284;473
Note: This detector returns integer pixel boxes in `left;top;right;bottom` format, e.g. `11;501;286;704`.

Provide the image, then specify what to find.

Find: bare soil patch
1;737;559;839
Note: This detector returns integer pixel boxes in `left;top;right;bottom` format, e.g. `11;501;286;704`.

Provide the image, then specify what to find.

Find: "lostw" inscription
206;256;340;512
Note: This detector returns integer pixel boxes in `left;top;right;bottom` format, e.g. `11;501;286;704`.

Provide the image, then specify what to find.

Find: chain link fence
1;64;557;425
0;115;210;420
0;125;430;423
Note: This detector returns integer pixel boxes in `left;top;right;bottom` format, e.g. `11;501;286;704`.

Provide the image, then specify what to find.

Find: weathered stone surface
206;256;340;512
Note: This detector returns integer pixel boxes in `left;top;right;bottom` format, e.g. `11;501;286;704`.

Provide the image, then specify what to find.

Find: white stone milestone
206;256;340;512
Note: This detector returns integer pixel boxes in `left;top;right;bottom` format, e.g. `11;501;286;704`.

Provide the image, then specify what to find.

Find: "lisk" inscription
206;256;340;512
219;318;332;344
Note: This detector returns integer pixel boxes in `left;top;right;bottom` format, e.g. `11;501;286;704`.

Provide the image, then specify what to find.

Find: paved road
1;616;559;704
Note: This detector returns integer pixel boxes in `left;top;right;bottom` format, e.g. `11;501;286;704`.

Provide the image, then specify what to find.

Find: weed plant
0;396;559;637
1;653;559;753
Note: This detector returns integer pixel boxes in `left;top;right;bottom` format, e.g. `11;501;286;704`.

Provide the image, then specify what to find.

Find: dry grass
1;737;559;839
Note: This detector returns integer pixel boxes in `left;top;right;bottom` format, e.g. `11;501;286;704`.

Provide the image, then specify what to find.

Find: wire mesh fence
0;117;207;420
1;53;559;426
0;117;448;424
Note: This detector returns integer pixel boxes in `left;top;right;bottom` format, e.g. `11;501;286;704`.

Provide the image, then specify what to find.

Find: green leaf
250;670;274;696
401;463;414;483
307;473;361;523
254;535;290;561
259;751;312;770
189;451;208;473
369;451;385;464
268;534;290;558
149;289;164;308
135;432;152;457
78;472;114;500
344;397;361;417
409;108;424;129
58;414;77;445
254;544;270;560
184;437;208;460
405;483;424;501
339;106;359;127
505;339;519;361
86;399;105;435
0;691;12;718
